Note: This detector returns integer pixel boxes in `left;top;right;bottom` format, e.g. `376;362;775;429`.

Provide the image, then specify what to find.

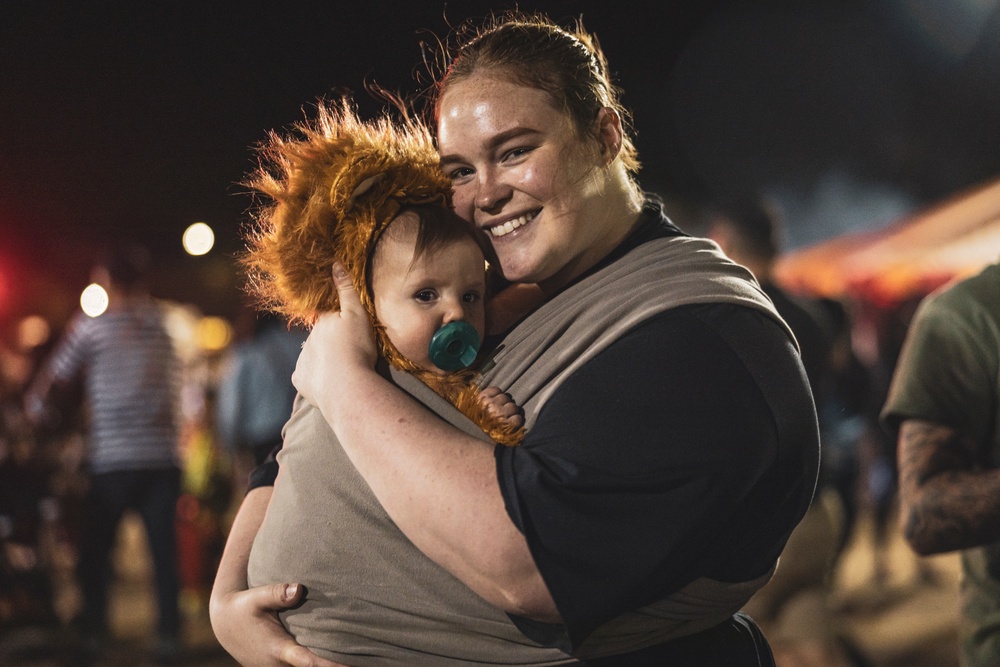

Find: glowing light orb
81;283;109;317
183;222;215;256
196;316;233;351
18;315;51;348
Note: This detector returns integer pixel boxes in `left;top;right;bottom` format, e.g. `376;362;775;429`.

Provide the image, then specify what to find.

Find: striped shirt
44;299;181;474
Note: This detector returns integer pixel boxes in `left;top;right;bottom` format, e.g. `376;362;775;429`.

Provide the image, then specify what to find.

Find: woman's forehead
441;74;555;113
438;78;566;148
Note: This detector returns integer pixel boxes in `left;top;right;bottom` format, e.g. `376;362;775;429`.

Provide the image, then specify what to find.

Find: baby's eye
415;289;437;303
462;292;482;304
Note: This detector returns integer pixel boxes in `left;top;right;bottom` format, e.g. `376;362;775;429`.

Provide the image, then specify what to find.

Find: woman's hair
431;11;640;177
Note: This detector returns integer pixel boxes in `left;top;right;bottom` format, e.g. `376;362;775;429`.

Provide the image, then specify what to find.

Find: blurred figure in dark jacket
215;310;306;468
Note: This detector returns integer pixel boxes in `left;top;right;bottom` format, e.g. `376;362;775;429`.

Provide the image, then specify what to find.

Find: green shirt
882;261;1000;666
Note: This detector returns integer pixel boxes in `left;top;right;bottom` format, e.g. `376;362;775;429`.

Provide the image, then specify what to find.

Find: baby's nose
441;299;466;324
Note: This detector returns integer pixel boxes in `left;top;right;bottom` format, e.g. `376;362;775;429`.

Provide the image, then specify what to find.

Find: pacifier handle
428;321;481;371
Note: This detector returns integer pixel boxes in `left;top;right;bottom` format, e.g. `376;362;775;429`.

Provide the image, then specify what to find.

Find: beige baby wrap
247;235;792;665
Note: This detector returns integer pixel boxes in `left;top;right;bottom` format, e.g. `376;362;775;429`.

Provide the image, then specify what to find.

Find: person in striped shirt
26;244;184;663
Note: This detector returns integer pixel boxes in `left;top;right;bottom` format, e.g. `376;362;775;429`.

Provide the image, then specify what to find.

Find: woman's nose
474;170;510;213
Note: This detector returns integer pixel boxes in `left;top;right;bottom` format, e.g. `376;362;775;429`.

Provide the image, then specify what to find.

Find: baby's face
372;216;487;375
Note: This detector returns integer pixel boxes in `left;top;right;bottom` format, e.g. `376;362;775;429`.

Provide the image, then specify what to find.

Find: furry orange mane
241;99;522;447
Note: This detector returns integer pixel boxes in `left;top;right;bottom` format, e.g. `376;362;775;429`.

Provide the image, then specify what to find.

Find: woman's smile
485;210;537;238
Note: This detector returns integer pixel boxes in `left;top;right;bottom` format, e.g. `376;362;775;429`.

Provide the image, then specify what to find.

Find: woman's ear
596;107;623;165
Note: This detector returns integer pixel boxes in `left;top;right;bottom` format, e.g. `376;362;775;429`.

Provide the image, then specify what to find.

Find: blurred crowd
0;246;305;664
1;306;225;621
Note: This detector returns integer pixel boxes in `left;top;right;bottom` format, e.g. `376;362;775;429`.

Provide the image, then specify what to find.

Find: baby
343;198;522;430
243;101;571;665
240;99;524;446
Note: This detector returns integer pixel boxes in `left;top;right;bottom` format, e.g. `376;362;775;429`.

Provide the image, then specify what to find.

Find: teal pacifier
428;321;481;371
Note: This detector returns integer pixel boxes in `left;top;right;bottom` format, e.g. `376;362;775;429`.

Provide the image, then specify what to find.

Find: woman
210;12;819;666
242;101;571;665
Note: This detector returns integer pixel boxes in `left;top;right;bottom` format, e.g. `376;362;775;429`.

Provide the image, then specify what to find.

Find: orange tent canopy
775;176;1000;304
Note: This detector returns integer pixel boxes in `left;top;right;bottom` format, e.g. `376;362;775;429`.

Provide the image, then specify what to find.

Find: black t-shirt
490;200;818;654
761;283;832;407
497;301;818;651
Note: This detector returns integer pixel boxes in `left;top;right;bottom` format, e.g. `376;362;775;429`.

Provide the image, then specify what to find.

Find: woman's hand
293;263;377;406
210;582;345;667
209;487;345;667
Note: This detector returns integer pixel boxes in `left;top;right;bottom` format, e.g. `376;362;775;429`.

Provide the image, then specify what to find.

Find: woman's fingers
332;262;364;316
278;644;347;667
210;582;346;667
291;263;378;404
255;582;304;611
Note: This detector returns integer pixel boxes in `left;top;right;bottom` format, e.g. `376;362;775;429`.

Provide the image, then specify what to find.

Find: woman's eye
447;166;473;181
502;147;531;162
415;290;436;302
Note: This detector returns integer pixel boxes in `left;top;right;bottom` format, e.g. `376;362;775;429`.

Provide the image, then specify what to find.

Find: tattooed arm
897;418;1000;555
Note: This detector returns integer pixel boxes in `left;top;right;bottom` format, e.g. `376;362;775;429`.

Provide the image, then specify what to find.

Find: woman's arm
293;264;558;621
209;487;345;667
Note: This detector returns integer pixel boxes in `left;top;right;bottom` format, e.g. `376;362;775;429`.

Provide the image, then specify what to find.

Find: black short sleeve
247;445;281;490
496;303;819;647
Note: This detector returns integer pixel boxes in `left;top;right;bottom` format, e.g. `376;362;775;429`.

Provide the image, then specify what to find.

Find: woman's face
372;213;487;374
438;74;613;293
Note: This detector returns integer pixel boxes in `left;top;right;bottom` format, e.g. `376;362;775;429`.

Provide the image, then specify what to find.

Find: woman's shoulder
630;301;788;343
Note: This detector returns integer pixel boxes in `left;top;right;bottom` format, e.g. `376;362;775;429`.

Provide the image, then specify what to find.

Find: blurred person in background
24;243;184;664
215;308;306;471
0;379;60;631
882;260;1000;666
706;198;833;402
815;296;871;562
707;198;865;666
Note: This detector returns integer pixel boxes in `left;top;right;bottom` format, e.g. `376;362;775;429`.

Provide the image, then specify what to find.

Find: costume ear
596;107;623;164
345;172;386;209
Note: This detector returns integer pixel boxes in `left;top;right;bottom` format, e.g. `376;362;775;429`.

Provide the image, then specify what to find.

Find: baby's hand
479;386;525;431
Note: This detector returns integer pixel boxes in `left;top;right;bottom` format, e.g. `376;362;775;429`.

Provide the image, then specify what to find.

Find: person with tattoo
881;260;1000;666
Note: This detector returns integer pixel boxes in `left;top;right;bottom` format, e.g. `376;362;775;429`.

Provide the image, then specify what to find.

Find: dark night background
2;0;999;333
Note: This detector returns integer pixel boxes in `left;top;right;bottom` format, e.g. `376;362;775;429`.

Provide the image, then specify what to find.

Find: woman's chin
493;248;537;285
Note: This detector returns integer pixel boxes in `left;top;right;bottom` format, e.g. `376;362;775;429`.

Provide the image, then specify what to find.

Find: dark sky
2;0;999;327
